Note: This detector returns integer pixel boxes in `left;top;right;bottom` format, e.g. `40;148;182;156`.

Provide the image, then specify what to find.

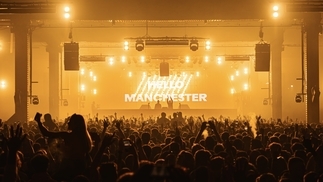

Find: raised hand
200;122;208;132
101;133;115;148
116;121;121;130
34;112;42;123
208;120;217;131
5;125;26;152
103;120;109;129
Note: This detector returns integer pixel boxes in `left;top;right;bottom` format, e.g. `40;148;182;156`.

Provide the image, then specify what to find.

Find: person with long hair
34;112;92;181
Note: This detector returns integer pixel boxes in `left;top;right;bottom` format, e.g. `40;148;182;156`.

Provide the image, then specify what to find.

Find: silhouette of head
68;114;87;131
44;113;52;122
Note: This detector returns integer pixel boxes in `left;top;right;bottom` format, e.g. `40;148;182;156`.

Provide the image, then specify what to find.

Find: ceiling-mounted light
63;6;70;19
205;40;211;50
190;40;199;51
124;41;129;50
135;40;144;51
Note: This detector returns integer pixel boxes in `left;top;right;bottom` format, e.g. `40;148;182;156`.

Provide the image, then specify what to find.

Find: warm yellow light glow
64;6;70;12
89;71;93;77
143;72;146;76
204;56;209;62
80;68;85;75
185;56;190;63
109;57;114;65
290;85;294;88
230;75;234;81
196;72;200;77
230;88;235;94
273;5;279;11
235;70;240;76
80;84;85;91
243;83;249;90
205;40;211;50
217;57;222;65
128;72;132;77
273;12;279;18
93;89;97;95
93;76;97;81
124;41;129;50
243;68;248;74
0;80;6;89
121;56;126;63
140;56;145;63
64;13;70;19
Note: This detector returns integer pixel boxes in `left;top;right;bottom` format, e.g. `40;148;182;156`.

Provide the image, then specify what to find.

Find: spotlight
190;40;199;51
63;6;70;19
205;40;211;50
135;40;144;51
0;80;7;89
295;94;302;103
272;5;279;18
124;41;129;50
32;96;39;105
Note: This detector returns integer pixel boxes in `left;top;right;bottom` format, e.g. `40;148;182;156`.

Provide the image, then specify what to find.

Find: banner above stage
124;74;208;103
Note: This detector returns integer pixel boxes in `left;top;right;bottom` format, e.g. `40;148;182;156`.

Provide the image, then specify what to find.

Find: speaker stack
64;42;79;71
255;43;270;72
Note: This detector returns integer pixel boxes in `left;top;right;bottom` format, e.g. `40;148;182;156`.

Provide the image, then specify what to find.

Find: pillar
46;43;61;120
305;14;321;123
271;28;284;119
7;21;29;123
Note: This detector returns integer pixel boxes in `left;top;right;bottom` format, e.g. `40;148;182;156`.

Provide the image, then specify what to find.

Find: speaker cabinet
160;62;169;76
64;43;79;71
255;43;270;72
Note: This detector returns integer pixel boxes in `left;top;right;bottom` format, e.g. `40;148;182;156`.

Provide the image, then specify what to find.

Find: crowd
0;111;322;182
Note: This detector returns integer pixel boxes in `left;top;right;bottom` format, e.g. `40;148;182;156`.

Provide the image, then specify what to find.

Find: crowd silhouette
0;112;322;182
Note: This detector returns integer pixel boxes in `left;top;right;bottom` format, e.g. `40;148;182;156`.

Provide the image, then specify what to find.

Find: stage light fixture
80;84;85;91
140;56;145;63
272;5;279;18
32;96;39;105
80;68;85;75
295;94;302;103
243;83;249;90
217;57;222;64
63;6;70;19
190;40;199;51
124;41;129;50
204;56;209;63
0;80;6;89
205;40;211;50
185;56;190;63
121;56;126;63
135;40;144;51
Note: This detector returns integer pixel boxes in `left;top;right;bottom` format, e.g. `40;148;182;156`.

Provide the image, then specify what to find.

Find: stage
95;108;237;119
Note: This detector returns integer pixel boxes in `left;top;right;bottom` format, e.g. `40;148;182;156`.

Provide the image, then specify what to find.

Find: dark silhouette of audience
0;112;322;182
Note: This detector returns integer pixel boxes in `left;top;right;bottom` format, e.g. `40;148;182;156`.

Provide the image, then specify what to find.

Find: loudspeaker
64;43;79;71
255;43;270;72
160;62;169;76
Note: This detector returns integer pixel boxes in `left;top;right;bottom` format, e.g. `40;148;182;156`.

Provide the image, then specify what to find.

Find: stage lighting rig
124;36;208;51
190;40;199;51
135;40;144;51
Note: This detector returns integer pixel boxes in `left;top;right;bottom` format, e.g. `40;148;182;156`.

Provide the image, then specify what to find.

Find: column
271;28;284;119
305;14;321;123
7;21;29;123
46;43;61;120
